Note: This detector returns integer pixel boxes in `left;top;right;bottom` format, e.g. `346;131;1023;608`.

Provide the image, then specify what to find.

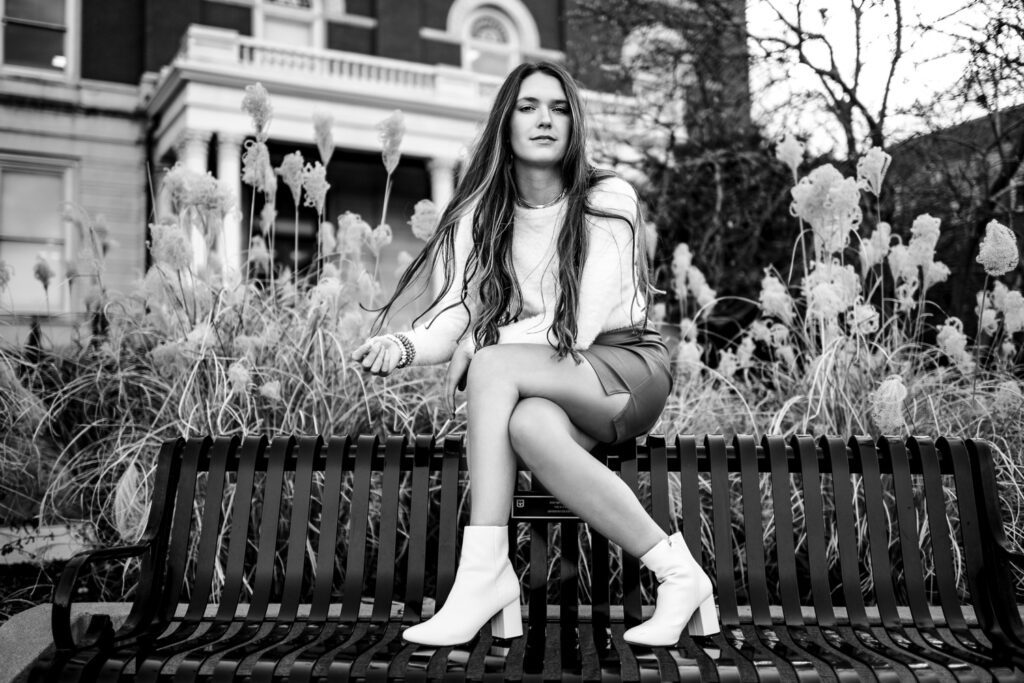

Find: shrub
0;87;1021;614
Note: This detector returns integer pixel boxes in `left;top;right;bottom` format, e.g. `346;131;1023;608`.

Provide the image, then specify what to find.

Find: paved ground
0;602;132;683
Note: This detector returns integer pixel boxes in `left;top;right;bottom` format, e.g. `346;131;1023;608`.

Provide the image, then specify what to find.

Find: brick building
0;0;749;342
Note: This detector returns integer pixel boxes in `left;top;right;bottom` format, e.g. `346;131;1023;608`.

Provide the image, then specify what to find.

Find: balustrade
171;25;634;118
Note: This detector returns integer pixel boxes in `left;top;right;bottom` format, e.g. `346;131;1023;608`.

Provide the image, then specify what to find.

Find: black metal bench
30;434;1024;681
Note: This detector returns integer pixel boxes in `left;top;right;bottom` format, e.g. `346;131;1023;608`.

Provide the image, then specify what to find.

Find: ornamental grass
0;85;1021;618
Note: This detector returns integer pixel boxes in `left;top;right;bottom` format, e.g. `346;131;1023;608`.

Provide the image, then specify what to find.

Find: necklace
515;187;567;210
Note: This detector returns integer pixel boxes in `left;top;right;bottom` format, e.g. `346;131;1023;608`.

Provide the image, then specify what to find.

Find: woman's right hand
352;336;404;376
443;339;476;414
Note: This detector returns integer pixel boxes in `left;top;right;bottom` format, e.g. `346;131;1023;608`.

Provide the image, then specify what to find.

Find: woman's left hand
352;335;403;376
443;339;476;414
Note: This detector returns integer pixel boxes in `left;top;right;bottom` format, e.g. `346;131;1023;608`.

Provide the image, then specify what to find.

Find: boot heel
686;597;720;636
490;600;522;639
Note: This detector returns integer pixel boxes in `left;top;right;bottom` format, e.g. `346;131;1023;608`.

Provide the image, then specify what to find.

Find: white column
216;133;244;283
177;130;211;174
174;130;212;270
427;157;457;212
155;164;174;221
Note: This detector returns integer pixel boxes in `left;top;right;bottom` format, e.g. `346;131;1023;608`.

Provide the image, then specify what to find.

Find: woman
352;61;717;648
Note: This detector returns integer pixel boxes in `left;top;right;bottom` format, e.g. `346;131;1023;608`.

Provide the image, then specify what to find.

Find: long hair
373;61;656;358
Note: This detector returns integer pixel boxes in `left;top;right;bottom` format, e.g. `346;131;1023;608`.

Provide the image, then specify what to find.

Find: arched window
463;7;519;78
436;0;556;77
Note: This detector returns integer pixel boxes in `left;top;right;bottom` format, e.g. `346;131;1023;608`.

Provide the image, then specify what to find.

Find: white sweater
403;176;646;365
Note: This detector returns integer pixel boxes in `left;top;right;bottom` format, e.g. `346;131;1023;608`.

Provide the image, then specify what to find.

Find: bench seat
28;434;1024;681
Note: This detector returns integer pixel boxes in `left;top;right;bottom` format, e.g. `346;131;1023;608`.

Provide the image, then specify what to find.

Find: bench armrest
995;541;1024;570
52;543;151;651
968;440;1024;577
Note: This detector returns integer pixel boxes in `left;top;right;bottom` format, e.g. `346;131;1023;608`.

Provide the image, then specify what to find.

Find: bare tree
567;0;793;322
747;0;912;159
569;0;1021;342
890;0;1024;324
567;0;751;148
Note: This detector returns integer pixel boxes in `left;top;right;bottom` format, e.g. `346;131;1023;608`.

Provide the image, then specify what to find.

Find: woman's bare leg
463;344;665;558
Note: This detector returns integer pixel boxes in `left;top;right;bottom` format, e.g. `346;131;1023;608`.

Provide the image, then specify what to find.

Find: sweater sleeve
497;178;640;350
401;213;476;365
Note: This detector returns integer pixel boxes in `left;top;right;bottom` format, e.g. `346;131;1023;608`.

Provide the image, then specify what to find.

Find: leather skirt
580;327;673;444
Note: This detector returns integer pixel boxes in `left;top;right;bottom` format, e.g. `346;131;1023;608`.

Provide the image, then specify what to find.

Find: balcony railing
174;25;503;109
239;40;438;91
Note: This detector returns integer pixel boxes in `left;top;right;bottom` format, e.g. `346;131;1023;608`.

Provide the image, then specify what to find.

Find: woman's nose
538;107;552;126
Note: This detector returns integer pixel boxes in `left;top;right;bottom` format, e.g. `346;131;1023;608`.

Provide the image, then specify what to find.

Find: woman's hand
352;335;404;376
443;339;476;414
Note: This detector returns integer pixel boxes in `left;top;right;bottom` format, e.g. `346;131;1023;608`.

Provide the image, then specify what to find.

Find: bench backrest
129;434;1014;634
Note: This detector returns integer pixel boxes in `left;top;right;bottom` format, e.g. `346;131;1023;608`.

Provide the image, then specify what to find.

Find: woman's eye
553;106;569;114
518;105;534;112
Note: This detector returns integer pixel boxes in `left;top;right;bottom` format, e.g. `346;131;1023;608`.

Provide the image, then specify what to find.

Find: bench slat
766;436;804;629
526;513;547;673
619;439;643;630
709;434;740;629
401;434;432;624
163;437;206;618
310;435;348;619
738;434;773;628
435;435;462;606
829;436;870;626
185;437;233;620
677;436;703;578
648;435;673;535
339;434;375;622
889;438;939;630
248;435;292;623
967;438;1024;670
559;517;580;672
371;435;406;624
588;449;613;658
213;436;262;624
280;436;320;620
796;435;836;629
949;438;990;619
916;438;969;634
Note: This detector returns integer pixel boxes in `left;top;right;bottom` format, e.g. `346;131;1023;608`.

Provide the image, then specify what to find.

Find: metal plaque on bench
511;492;579;520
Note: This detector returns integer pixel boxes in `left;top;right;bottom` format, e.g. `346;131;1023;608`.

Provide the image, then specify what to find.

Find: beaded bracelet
387;334;408;369
391;333;416;369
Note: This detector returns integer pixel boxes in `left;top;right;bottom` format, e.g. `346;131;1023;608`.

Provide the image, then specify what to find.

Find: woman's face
509;72;571;168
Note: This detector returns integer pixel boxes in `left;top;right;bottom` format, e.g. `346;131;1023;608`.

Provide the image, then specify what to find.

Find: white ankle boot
402;525;522;646
622;531;719;646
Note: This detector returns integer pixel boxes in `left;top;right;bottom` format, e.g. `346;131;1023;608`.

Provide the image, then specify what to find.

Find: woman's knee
465;344;514;395
508;398;564;463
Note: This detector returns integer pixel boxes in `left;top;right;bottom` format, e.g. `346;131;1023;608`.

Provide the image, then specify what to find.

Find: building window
264;14;313;45
254;0;342;49
0;0;73;74
0;159;72;315
463;7;519;78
